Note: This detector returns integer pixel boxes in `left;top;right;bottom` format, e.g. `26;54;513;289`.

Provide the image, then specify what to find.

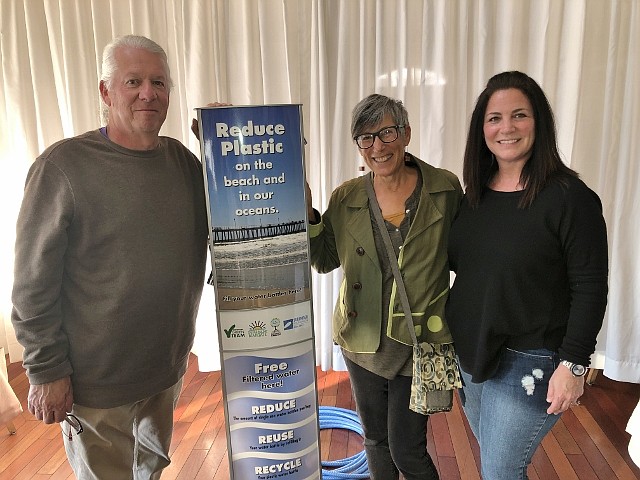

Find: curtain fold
1;0;638;382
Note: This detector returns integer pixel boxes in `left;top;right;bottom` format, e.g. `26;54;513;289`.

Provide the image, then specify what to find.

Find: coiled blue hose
319;406;370;479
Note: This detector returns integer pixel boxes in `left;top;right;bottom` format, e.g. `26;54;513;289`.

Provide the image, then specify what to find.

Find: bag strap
364;173;419;346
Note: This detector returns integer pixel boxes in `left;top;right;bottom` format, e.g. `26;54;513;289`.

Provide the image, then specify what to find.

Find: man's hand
28;376;74;424
546;365;584;415
191;102;232;139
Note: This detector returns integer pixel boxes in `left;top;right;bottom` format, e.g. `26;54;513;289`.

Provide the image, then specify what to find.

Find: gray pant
63;379;183;480
345;357;439;480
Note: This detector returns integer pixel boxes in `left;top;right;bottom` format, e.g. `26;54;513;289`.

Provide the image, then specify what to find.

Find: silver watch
561;360;587;377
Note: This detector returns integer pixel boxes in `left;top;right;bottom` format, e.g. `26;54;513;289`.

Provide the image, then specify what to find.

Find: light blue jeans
459;348;561;480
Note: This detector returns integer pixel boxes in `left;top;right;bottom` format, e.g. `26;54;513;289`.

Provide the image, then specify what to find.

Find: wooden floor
2;353;639;479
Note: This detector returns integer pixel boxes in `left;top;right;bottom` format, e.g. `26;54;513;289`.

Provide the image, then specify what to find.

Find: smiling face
356;114;411;178
483;88;535;166
99;46;170;150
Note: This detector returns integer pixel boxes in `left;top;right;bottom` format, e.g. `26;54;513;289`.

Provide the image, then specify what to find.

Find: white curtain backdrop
1;0;638;382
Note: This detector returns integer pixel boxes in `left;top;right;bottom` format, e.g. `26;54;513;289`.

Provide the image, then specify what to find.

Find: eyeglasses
354;125;405;149
63;414;83;441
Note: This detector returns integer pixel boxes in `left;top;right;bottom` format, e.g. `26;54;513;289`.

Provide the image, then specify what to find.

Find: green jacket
309;155;462;353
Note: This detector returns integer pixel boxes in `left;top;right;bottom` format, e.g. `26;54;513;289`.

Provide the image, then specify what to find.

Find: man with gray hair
11;35;208;478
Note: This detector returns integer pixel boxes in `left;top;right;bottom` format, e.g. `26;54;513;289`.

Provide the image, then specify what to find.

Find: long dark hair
463;71;577;208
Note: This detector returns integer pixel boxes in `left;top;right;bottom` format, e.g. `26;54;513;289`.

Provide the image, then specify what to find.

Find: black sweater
446;175;608;382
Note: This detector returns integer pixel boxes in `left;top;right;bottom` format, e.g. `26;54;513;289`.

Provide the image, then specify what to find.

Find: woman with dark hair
307;93;462;479
446;71;608;479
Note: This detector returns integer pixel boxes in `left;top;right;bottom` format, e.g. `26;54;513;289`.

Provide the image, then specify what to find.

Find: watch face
572;364;587;376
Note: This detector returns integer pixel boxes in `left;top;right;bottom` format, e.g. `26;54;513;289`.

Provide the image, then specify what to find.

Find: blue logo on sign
284;319;294;330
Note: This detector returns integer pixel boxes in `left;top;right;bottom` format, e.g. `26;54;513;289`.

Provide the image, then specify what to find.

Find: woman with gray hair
307;94;462;479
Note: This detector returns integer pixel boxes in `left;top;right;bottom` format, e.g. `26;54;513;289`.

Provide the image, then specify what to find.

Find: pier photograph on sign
212;229;309;310
198;105;310;311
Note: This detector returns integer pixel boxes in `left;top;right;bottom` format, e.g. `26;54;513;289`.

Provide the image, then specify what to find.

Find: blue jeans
459;348;561;480
344;357;439;480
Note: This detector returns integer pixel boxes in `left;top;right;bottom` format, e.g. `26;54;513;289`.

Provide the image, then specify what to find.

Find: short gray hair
99;35;173;124
350;94;410;138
